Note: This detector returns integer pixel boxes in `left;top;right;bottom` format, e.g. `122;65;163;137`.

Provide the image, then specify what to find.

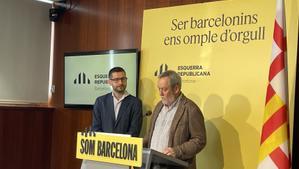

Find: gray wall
0;0;51;103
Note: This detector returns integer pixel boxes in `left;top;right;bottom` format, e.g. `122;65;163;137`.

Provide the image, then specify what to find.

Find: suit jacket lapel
168;94;187;146
107;93;116;122
114;97;128;127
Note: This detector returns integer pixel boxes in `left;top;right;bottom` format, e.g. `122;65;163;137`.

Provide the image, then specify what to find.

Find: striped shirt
150;95;182;152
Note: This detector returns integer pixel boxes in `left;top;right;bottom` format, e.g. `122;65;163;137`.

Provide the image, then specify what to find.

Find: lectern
76;132;143;169
77;132;188;169
142;148;189;169
81;159;129;169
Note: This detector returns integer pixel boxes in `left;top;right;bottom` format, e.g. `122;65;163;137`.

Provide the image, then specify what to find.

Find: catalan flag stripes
258;0;291;169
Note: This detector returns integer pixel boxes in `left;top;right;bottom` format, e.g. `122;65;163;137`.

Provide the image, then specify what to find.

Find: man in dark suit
144;70;206;169
91;67;142;137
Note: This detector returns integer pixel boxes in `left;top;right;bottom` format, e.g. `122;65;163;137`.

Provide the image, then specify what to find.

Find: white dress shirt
112;91;129;119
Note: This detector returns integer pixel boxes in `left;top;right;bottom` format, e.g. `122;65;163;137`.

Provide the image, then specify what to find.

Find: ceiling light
36;0;54;4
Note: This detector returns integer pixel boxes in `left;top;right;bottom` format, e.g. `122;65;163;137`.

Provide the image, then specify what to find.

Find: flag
258;0;291;168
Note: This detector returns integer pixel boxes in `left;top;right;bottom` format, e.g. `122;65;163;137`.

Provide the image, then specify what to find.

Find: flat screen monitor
64;49;139;108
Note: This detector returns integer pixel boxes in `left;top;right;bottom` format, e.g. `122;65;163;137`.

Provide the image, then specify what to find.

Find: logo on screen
154;64;168;76
74;72;91;84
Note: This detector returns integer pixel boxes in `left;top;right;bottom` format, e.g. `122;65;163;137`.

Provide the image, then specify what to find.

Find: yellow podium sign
76;132;143;167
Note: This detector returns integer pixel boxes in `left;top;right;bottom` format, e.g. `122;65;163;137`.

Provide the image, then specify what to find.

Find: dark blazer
144;94;206;169
91;92;143;137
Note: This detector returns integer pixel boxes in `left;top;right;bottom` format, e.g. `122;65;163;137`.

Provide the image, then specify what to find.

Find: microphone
144;111;152;117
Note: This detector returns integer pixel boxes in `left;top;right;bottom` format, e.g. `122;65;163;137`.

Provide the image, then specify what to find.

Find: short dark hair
108;67;126;79
158;70;181;89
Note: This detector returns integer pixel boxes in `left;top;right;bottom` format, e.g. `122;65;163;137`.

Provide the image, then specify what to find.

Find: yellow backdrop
140;0;298;169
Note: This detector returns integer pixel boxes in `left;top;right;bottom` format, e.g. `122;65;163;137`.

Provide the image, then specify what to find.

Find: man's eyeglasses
110;77;128;82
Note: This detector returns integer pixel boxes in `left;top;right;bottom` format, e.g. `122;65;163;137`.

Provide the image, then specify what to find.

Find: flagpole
291;21;299;169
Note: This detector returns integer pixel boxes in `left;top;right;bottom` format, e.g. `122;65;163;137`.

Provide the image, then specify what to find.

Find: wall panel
0;106;53;169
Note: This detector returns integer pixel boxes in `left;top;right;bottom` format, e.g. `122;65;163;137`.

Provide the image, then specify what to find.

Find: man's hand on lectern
163;147;176;157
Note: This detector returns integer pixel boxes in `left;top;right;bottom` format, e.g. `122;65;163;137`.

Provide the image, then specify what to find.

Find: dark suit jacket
144;94;206;169
91;92;142;137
